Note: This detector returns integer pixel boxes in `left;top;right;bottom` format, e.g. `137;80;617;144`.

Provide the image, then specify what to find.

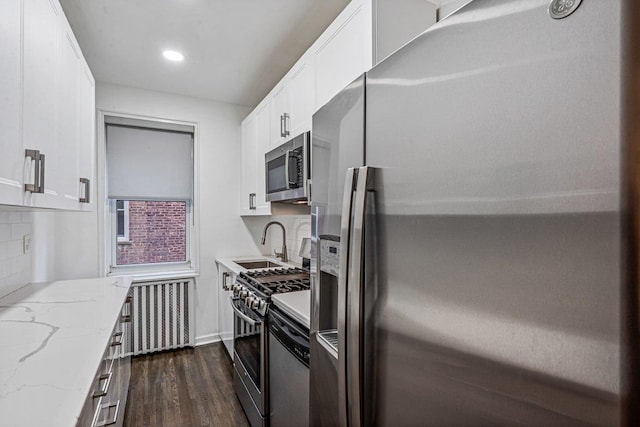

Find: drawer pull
111;331;123;347
120;314;131;323
93;400;120;427
92;371;112;398
125;295;133;304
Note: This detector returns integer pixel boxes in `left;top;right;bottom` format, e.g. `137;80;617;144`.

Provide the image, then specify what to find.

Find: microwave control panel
320;238;340;276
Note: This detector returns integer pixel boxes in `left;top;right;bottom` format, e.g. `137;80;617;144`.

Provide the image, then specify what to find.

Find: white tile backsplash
242;214;312;265
0;209;32;298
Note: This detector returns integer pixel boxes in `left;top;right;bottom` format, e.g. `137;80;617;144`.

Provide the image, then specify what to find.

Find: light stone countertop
272;290;311;329
0;276;132;426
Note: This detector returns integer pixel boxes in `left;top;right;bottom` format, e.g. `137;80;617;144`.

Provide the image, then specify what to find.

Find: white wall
54;82;262;345
0;209;32;298
437;0;472;19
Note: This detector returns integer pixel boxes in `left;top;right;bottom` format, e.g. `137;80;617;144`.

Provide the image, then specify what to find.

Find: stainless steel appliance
231;268;310;427
268;306;310;427
265;131;310;203
310;0;637;425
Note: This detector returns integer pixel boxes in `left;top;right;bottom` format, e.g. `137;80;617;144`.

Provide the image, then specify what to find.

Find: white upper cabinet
0;0;96;211
59;19;81;210
240;103;271;216
287;53;315;139
240;113;258;214
0;0;24;205
314;0;437;110
254;101;272;213
77;61;96;210
270;82;290;148
23;0;62;208
314;0;372;110
239;0;436;214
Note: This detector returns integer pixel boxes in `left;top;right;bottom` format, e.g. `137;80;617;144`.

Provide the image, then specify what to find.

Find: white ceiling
60;0;351;108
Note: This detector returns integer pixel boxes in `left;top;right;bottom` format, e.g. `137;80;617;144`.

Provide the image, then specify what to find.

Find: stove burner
238;267;310;297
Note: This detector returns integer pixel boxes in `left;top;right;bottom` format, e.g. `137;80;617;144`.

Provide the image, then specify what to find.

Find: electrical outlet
23;234;32;254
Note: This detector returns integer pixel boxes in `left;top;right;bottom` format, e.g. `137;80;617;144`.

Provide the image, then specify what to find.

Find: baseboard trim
195;333;221;347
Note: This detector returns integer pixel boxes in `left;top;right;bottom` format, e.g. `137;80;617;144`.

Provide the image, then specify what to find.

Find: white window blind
106;124;193;200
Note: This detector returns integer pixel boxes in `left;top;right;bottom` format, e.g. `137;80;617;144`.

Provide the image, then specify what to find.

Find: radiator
124;278;195;356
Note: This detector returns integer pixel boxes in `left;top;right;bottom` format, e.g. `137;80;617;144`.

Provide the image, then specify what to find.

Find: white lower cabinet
0;0;96;211
217;263;236;358
78;298;131;427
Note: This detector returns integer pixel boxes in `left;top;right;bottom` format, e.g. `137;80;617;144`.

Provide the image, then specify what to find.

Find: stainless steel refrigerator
310;0;638;425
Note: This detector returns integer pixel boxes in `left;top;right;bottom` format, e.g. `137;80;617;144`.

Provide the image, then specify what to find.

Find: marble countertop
272;290;311;329
0;276;132;426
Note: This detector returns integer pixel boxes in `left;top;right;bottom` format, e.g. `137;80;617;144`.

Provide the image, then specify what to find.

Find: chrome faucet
261;221;288;262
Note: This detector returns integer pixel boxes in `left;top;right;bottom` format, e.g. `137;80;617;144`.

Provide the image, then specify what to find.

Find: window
115;200;187;266
116;200;130;242
105;115;195;274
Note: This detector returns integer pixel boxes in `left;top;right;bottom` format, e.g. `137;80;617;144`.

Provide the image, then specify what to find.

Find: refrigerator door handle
338;167;357;427
346;166;372;427
338;166;372;427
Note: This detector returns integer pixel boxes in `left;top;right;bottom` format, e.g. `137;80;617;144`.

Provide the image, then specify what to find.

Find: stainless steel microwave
265;131;310;203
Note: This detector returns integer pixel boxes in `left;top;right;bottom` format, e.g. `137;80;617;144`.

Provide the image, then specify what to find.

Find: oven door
231;297;267;413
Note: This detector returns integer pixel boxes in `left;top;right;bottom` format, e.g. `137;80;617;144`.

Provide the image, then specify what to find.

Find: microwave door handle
284;150;292;189
338;167;357;427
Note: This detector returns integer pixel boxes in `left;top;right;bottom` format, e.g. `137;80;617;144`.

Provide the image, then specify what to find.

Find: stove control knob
251;298;261;310
239;289;249;299
245;296;255;307
258;300;267;311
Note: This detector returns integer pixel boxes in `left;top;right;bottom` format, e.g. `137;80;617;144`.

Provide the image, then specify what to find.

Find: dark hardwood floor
124;342;250;427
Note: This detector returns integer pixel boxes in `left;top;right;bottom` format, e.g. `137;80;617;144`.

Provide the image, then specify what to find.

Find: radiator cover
125;278;195;355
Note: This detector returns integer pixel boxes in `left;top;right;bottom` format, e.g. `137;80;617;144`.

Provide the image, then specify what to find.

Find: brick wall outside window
117;201;186;265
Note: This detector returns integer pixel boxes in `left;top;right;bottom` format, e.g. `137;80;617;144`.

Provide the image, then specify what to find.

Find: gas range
232;267;310;316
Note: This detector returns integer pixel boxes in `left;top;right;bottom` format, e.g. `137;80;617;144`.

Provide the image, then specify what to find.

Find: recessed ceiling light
163;50;184;62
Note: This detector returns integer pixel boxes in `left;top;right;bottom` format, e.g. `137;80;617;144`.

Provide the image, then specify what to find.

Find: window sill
108;269;199;283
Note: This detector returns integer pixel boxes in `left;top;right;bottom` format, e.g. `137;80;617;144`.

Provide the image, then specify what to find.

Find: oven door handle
230;298;261;327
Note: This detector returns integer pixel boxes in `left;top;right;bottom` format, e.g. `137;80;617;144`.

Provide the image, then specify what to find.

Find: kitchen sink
234;260;282;269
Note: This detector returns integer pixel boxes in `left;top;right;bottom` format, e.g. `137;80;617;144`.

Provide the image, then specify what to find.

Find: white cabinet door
314;0;372;110
77;61;96;211
217;264;235;358
0;1;24;205
270;83;290;148
255;101;272;213
23;0;62;208
288;54;315;139
240;114;257;214
58;22;81;210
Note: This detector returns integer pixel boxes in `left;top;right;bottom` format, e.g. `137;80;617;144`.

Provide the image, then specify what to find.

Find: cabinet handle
92;371;113;398
120;314;131;323
111;331;123;346
283;112;290;137
39;153;46;193
79;177;90;203
249;193;256;210
125;295;133;304
24;149;44;193
280;114;283;137
93;400;120;427
222;272;230;290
